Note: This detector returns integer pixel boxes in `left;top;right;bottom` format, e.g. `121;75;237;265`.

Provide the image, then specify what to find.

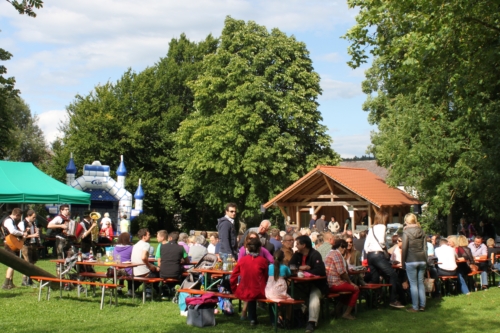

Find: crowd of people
2;204;500;333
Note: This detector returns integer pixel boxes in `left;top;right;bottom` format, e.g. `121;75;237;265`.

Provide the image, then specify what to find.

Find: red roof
264;165;420;208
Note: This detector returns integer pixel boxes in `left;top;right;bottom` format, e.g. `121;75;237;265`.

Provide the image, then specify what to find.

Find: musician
75;210;97;253
1;208;25;290
47;204;71;259
17;209;40;287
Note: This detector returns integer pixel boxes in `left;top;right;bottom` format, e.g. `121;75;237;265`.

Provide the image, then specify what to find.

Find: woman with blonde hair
401;213;427;312
448;235;471;295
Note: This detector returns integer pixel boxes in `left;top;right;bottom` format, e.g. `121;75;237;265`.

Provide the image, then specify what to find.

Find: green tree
1;0;43;158
3;97;47;165
344;1;500;218
174;17;339;218
0;47;17;159
6;0;43;17
47;34;218;230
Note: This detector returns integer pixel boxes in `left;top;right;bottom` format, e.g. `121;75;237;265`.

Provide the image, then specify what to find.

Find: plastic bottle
222;256;228;271
89;248;94;260
227;254;233;271
77;249;82;262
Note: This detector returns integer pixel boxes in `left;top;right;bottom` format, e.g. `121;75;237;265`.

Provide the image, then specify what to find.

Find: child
265;249;293;301
230;237;268;326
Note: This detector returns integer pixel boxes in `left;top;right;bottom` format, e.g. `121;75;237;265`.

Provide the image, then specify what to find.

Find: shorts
21;244;39;264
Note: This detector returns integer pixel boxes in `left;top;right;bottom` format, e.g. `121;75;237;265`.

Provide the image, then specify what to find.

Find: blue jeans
405;261;426;310
457;273;469;294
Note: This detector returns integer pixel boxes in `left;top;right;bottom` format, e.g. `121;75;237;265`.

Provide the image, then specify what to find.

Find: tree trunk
447;212;453;236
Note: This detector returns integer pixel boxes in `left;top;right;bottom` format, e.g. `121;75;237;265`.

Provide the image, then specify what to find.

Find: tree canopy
6;0;43;17
344;0;500;217
174;17;339;218
47;34;219;230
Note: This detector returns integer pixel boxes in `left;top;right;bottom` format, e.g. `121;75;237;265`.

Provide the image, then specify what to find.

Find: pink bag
185;292;218;306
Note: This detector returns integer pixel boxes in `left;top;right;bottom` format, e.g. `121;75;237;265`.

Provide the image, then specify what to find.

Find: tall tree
3;97;47;164
47;34;218;230
1;0;43;158
174;17;339;218
344;1;500;217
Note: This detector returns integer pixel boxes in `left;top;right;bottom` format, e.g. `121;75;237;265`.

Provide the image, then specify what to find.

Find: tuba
89;212;101;242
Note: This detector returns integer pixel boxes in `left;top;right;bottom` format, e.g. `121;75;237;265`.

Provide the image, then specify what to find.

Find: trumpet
89;212;101;242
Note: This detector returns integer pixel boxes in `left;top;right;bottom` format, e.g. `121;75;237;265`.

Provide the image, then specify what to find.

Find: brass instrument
89;212;101;242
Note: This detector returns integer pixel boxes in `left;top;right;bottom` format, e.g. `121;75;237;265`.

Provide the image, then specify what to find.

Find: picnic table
192;267;233;290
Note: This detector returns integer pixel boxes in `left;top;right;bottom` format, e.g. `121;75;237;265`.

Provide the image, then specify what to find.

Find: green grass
1;242;498;333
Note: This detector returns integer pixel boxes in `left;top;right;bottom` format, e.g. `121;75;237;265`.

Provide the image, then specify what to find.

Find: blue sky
0;0;375;158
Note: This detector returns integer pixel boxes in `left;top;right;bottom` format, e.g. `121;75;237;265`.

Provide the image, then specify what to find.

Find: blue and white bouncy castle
65;154;144;222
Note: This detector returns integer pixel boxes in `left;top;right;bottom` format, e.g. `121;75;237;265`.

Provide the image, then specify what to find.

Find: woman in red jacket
230;237;268;326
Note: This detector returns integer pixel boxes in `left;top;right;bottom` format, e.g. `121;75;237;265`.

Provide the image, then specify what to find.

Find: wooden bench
117;276;180;303
257;298;305;333
439;276;458;295
31;276;118;310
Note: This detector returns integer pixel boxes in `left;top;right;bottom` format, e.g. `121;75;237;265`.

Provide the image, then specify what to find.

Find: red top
230;255;268;301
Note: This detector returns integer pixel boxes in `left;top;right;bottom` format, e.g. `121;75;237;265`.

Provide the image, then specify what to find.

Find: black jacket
401;225;427;267
216;216;237;257
289;248;328;294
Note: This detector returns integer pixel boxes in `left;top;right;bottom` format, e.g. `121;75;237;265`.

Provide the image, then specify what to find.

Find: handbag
424;270;435;293
372;227;391;260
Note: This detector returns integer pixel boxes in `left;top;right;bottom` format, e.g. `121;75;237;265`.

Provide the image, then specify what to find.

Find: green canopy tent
0;161;90;204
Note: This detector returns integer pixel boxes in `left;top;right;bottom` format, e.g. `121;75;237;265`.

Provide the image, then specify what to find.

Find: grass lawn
1;241;498;333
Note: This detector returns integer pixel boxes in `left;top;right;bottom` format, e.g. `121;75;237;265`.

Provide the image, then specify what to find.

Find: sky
0;0;375;158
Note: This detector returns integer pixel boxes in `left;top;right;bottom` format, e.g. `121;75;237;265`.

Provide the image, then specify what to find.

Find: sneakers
406;308;419;313
419;307;425;312
1;278;12;290
180;311;188;317
305;321;315;333
389;301;405;309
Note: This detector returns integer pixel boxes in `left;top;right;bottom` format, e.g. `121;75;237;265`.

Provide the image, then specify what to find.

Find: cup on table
96;253;102;262
115;254;121;263
297;271;305;278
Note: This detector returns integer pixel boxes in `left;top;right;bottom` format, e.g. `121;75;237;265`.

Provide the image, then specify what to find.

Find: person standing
217;203;238;259
314;215;326;232
47;204;71;259
364;209;405;308
401;213;427;312
18;209;40;287
309;214;317;230
328;216;340;233
119;215;130;234
77;211;98;254
1;208;25;289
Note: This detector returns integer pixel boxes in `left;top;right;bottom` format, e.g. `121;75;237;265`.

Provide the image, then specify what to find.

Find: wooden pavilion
263;165;421;230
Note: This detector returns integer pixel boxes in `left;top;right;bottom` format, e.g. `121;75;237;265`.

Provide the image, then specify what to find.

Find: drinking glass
96;253;102;262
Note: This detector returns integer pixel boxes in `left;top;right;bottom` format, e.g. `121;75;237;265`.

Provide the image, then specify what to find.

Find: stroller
60;253;98;293
172;253;218;304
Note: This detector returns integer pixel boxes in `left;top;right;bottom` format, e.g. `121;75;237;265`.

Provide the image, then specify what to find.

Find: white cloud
331;131;372;158
37;110;68;144
320;78;362;100
316;52;342;63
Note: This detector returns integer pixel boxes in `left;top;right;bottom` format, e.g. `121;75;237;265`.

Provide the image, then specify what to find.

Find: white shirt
131;240;150;276
3;217;23;236
435;245;457;271
364;224;386;253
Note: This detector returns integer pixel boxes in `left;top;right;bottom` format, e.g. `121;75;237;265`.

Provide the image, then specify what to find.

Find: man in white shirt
435;239;457;274
1;208;25;289
130;228;159;297
468;236;488;289
207;233;220;255
47;204;71;259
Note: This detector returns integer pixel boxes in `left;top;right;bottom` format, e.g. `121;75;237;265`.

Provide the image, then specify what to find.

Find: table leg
291;280;295;298
113;267;117;306
59;262;63;298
